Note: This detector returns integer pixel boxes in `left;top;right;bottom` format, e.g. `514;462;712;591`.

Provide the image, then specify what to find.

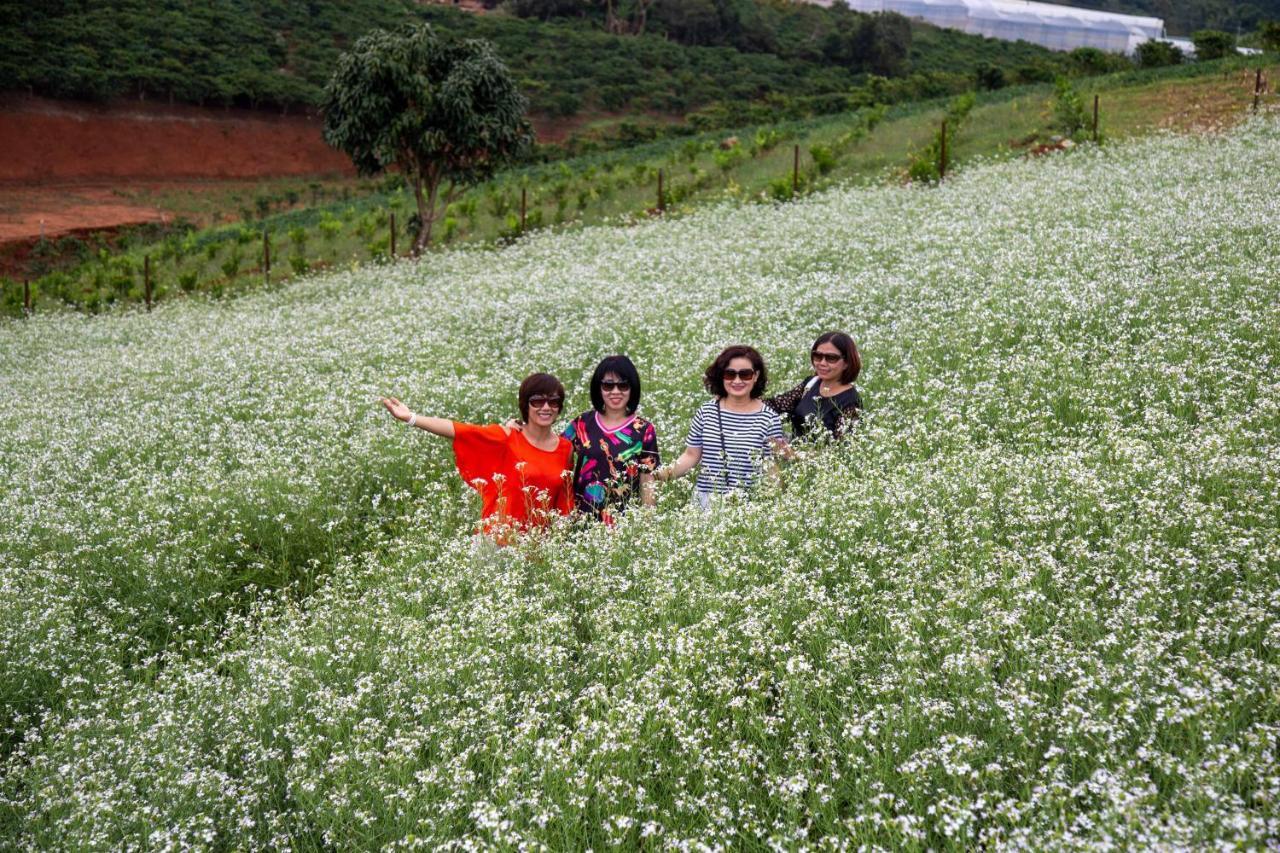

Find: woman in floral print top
563;355;661;523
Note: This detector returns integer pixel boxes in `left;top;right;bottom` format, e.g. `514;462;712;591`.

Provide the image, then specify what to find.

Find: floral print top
563;411;661;522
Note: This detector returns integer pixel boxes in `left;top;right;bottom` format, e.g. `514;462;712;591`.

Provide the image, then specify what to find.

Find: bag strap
715;402;731;489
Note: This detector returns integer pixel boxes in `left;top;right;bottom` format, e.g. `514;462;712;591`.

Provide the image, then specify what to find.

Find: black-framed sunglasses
811;351;844;364
600;380;631;392
723;368;757;381
529;395;564;410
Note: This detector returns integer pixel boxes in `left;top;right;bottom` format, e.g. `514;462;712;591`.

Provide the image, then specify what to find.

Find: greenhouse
822;0;1166;54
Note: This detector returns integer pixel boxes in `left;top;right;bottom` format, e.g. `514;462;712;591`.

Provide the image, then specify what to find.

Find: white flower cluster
1;119;1278;848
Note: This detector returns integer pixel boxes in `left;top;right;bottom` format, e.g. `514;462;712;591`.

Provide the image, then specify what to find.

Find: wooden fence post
657;169;665;213
23;279;31;316
1092;94;1100;142
792;144;800;197
144;254;152;312
939;119;948;181
1254;68;1263;112
263;230;271;284
390;211;397;258
520;188;527;233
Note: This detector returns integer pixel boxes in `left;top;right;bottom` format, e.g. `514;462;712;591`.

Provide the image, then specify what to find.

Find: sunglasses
528;395;564;410
600;380;631;392
811;351;844;364
723;368;757;382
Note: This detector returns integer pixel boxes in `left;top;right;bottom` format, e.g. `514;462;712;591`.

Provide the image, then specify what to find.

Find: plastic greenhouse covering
819;0;1165;54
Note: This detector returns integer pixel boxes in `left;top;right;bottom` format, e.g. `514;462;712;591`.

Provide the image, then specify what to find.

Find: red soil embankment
0;94;353;182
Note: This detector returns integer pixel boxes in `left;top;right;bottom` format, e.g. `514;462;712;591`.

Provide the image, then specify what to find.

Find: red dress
452;423;574;540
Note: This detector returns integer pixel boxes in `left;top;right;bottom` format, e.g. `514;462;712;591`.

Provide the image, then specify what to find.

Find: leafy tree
975;62;1006;90
322;24;532;252
1191;29;1237;60
1135;39;1184;67
1260;20;1280;52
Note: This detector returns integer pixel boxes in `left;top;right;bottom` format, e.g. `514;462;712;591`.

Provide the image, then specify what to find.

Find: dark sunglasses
600;380;631;392
723;368;757;381
811;351;844;364
528;395;564;410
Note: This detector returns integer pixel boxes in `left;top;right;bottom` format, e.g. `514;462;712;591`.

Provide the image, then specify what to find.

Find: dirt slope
0;95;353;182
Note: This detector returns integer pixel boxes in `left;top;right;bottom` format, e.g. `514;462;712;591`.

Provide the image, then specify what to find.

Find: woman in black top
766;331;863;439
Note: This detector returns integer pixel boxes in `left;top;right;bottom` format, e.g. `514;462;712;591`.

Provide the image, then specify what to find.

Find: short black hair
589;355;642;414
703;345;768;399
517;372;566;421
813;331;862;383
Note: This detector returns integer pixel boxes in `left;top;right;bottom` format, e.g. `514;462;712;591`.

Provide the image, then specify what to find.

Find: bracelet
406;413;418;428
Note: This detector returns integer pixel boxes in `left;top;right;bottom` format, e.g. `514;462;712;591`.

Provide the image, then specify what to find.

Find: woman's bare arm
380;397;456;438
655;446;702;482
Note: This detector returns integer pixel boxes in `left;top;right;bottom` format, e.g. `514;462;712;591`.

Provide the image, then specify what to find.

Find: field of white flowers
1;118;1278;848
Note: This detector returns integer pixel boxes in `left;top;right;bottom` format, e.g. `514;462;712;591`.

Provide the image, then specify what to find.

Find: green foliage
289;254;310;276
975;62;1006;91
220;248;242;279
906;91;975;183
1192;30;1237;60
1261;21;1280;52
713;144;747;172
0;0;1067;127
1050;76;1089;138
322;24;532;250
318;214;343;244
1136;40;1185;68
809;143;838;175
1066;47;1129;76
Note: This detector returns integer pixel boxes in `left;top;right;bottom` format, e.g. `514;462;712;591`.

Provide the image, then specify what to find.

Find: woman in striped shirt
656;345;791;508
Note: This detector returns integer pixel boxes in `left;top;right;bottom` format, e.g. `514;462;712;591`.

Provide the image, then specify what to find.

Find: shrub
318;214;343;244
220;248;242;279
975;62;1006;91
1136;40;1184;68
809;144;838;175
1192;30;1237;60
1050;76;1089;138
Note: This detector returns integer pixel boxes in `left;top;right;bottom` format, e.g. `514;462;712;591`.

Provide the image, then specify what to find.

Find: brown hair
517;372;566;421
703;345;768;399
813;331;861;383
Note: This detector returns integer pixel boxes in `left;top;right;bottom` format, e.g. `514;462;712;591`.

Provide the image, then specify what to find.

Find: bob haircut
703;344;768;399
589;355;642;415
813;331;862;384
517;372;567;421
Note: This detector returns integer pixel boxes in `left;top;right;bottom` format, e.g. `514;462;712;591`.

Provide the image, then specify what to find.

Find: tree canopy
323;24;532;252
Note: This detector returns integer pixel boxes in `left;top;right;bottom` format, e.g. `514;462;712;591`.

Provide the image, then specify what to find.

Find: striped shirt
686;400;785;495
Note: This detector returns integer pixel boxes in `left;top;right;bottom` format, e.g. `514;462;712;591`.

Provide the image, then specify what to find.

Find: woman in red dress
380;373;574;542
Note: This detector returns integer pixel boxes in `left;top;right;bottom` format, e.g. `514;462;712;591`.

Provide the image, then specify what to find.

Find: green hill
6;54;1271;316
0;0;1068;118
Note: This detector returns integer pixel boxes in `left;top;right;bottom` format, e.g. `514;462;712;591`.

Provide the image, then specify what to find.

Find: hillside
0;0;1068;117
1;117;1277;847
6;55;1273;314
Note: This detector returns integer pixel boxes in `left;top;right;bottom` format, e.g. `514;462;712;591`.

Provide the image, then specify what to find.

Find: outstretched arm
655;446;702;482
380;397;456;438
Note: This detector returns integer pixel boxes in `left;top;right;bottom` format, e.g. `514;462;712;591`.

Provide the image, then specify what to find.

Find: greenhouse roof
820;0;1166;53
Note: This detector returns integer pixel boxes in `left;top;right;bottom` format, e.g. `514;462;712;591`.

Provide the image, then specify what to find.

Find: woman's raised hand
380;397;410;421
